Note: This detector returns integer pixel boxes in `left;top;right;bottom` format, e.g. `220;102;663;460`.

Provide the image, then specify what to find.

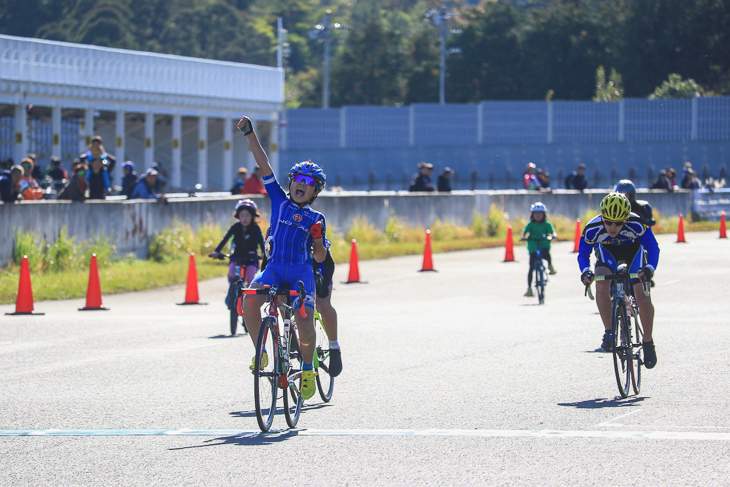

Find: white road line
596;408;644;427
1;429;730;440
663;279;680;285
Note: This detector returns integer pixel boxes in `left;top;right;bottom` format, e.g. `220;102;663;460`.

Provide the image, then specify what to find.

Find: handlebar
520;235;556;242
584;272;650;300
240;281;308;318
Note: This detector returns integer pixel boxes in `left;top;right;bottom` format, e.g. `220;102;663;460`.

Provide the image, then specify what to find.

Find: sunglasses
292;174;316;186
604;220;625;228
76;170;86;176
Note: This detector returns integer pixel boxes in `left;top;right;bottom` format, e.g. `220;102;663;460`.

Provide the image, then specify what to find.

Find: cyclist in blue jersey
237;115;327;400
578;192;659;368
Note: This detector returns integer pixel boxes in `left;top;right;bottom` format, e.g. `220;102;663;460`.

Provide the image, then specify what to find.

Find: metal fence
282;97;730;150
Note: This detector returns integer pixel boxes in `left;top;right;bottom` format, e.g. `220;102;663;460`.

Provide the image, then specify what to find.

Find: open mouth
295;187;306;198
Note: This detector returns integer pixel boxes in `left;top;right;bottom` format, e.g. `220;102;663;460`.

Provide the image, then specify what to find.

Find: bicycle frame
588;264;648;398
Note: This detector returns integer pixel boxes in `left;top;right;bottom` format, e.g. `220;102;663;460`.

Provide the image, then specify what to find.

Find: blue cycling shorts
251;262;316;309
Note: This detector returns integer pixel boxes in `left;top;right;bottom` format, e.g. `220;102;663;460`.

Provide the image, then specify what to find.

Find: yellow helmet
600;192;631;222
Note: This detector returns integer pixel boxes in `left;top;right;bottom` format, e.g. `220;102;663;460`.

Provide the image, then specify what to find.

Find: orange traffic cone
177;253;207;305
676;214;687;243
504;226;515;262
79;254;109;311
419;229;436;272
345;239;365;283
5;255;44;316
720;212;727;239
572;219;581;253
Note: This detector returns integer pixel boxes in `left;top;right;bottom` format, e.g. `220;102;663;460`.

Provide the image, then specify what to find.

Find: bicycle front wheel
314;312;334;402
536;262;545;305
283;325;303;428
612;300;632;398
254;316;278;432
631;313;643;395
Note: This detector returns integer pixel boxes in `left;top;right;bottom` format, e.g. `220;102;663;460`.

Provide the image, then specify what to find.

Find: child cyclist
521;202;557;297
210;199;265;308
237;115;327;400
578;192;659;368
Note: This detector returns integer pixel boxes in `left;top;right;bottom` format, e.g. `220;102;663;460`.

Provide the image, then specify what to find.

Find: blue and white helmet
530;202;547;213
288;160;326;192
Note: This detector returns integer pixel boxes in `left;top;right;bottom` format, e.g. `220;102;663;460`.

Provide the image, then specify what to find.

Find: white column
247;119;257;169
270;114;280;178
222;114;233;191
51;105;62;159
198;115;208;189
144;111;154;171
81;108;94;154
115;109;125;183
171;113;182;188
14;104;27;163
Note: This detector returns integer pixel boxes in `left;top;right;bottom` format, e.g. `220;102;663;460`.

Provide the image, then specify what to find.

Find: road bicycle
239;281;307;432
312;272;334;402
209;253;248;336
520;235;553;305
586;264;649;398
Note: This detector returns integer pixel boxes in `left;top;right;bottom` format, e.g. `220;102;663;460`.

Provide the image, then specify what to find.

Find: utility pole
309;10;348;109
426;6;461;105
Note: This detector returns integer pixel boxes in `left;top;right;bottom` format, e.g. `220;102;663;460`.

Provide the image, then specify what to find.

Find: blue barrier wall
281;97;730;191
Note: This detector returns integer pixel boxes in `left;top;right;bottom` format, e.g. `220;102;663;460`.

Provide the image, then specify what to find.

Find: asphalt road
1;232;729;486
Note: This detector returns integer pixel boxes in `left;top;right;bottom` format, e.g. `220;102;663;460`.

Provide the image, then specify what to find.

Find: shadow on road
168;430;299;450
557;396;646;409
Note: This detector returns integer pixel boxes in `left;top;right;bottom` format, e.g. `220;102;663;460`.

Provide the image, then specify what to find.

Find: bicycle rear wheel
535;262;545;305
612;300;632;398
254;316;278;432
314;312;334;402
283;325;303;428
631;314;643;395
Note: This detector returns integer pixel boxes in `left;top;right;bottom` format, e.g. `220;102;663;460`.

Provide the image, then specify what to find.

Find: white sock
329;340;340;350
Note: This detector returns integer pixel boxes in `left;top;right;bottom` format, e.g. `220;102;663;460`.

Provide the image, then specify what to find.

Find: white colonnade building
0;34;283;191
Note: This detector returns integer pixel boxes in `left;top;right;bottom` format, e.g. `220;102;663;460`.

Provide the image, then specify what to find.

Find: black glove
238;119;253;135
315;272;329;299
638;266;653;280
581;270;594;284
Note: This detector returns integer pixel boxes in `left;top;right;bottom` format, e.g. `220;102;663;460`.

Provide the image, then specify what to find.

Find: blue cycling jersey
577;213;660;273
263;173;326;265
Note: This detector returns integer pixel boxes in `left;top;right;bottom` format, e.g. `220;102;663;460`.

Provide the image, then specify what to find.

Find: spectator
19;158;44;200
565;164;588;191
86;135;106;162
241;166;267;195
437;167;453;192
230;167;248;194
0;165;24;202
523;162;539;190
121;161;139;198
408;162;435;192
45;156;69;194
666;168;677;189
151;161;168;191
57;163;88;202
86;156;110;200
681;169;701;190
537;169;551;191
130;169;166;202
650;170;671;191
27;153;44;183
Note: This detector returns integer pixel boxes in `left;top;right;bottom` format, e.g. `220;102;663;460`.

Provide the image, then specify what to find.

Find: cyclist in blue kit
578;192;660;368
237;115;327;400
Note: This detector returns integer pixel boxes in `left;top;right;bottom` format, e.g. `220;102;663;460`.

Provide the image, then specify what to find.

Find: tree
593;65;623;102
648;73;704;99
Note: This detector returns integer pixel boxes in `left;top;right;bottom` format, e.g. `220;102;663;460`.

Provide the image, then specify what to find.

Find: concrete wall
0;189;692;267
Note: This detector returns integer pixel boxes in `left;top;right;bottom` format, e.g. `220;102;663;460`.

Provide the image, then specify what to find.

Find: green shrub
487;204;508;237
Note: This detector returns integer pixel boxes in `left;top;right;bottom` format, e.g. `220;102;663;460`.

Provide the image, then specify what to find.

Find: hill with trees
1;0;728;107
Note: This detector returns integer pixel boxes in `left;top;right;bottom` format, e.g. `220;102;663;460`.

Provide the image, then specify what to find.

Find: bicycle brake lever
585;285;594;301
